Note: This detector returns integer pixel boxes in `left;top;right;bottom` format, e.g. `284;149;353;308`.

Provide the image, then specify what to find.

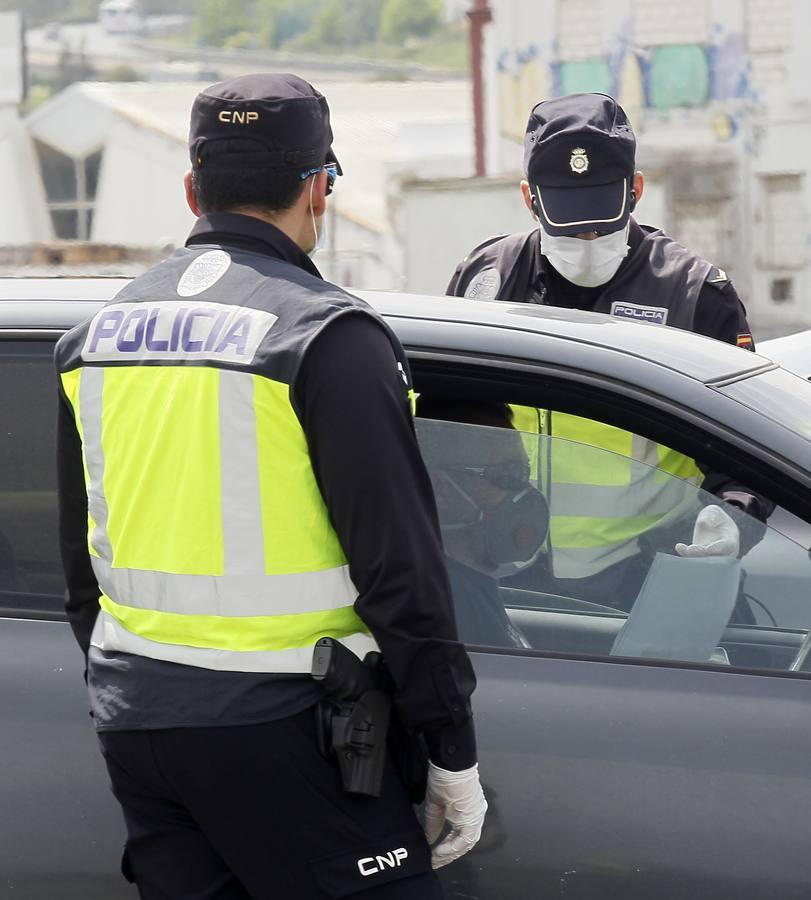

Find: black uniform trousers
98;706;442;899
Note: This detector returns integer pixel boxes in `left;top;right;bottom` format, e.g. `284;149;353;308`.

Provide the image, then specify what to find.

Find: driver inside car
416;397;548;650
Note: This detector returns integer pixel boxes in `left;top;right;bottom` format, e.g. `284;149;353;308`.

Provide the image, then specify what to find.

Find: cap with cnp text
524;93;635;237
189;73;341;173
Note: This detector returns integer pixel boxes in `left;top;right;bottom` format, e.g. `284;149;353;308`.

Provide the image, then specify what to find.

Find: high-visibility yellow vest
511;406;702;578
56;247;403;672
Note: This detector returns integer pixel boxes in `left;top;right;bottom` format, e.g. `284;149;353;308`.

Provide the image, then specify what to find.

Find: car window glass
0;341;63;615
415;415;811;675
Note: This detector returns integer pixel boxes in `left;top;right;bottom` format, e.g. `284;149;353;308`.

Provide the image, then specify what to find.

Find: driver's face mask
438;464;549;579
540;221;630;288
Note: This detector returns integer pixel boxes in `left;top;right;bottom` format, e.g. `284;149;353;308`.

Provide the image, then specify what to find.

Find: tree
192;0;253;47
255;0;319;48
380;0;442;45
305;0;385;49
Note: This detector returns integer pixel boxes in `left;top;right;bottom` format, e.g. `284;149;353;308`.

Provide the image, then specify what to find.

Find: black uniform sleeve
293;313;477;770
692;276;774;521
446;234;509;297
56;380;101;664
446;264;462;296
692;276;754;349
446;261;467;296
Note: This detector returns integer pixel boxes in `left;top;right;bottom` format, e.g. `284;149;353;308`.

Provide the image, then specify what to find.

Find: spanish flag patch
736;333;754;349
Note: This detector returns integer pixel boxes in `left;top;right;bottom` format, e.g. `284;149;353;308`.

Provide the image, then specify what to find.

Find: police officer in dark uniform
56;74;486;900
448;93;754;355
447;92;770;601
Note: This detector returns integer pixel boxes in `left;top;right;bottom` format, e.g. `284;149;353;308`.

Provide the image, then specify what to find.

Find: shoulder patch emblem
464;268;502;302
610;301;668;325
177;250;232;297
736;333;754;349
708;268;728;284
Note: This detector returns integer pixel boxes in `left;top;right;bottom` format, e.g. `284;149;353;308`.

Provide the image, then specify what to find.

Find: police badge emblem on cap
523;94;636;236
569;148;589;175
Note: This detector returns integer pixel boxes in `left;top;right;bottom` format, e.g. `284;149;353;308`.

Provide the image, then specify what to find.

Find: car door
412;354;811;900
0;333;133;899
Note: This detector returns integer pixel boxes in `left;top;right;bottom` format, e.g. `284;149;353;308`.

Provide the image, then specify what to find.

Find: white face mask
540;222;630;288
307;176;328;259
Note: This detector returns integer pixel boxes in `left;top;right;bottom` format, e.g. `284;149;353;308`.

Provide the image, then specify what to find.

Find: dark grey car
4;279;811;900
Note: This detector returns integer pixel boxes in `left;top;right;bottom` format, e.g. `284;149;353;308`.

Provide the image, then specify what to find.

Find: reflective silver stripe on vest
550;493;702;578
90;611;378;672
219;369;265;574
549;479;694;520
90;556;357;617
81;366;362;664
79;367;113;561
551;540;641;580
632;432;660;470
549;444;702;580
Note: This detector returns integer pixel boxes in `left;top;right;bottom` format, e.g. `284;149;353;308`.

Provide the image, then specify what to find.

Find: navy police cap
524;93;635;236
189;73;341;173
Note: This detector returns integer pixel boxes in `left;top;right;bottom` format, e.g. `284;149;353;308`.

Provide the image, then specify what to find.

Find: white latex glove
675;504;740;558
423;762;487;869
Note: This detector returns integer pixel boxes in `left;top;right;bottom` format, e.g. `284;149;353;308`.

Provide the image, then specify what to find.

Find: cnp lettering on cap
218;110;259;125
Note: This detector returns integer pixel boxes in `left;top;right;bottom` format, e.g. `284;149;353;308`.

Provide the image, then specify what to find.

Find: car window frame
0;327;67;623
408;347;811;681
407;347;811;525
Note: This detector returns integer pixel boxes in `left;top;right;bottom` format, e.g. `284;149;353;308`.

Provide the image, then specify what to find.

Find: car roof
369;290;773;384
0;278;130;330
0;277;773;386
759;329;811;380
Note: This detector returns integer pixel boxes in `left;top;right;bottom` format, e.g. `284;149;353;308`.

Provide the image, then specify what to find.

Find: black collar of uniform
186;213;322;278
536;217;646;308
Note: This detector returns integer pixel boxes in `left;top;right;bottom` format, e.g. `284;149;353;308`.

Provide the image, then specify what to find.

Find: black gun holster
312;638;428;802
315;689;391;797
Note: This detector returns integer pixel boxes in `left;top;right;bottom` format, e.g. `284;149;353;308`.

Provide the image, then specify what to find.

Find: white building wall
0;107;51;243
91;118;193;247
399;176;531;296
317;212;393;292
0;11;50;243
0;12;23;107
482;0;811;336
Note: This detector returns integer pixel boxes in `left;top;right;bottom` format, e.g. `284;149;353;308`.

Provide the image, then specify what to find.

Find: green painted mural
648;44;710;110
496;18;750;142
559;59;612;96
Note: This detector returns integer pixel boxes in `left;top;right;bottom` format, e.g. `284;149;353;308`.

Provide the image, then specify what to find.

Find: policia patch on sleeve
310;830;432;897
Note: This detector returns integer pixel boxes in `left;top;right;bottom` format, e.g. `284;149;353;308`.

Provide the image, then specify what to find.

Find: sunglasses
299;163;339;196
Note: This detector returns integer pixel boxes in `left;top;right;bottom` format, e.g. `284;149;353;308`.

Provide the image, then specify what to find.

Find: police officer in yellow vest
56;74;486;899
447;93;771;605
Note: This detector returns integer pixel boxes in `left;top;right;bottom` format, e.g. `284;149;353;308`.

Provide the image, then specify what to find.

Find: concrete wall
481;0;811;336
0;107;51;243
0;12;23;107
398;175;532;296
317;211;393;291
